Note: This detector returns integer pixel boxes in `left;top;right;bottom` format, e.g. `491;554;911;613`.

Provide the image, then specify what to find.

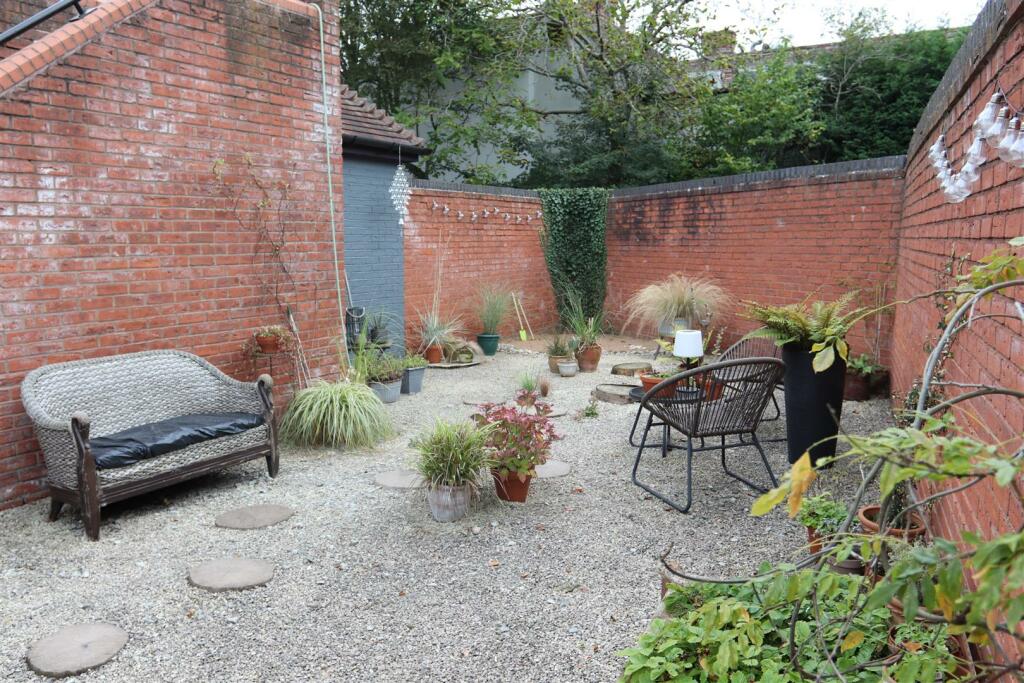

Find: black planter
782;344;846;466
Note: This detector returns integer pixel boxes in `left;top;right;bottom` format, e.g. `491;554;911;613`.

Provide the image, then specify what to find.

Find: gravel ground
0;351;893;682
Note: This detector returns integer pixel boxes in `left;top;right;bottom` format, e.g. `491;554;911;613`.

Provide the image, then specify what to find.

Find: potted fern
413;420;493;523
745;293;866;466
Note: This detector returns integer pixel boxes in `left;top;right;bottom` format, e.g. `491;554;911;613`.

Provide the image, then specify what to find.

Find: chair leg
765;392;781;421
47;499;64;522
81;487;100;542
719;433;778;493
631;422;694;513
628;407;648;448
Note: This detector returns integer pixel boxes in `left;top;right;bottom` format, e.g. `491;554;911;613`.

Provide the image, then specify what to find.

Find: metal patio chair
631;357;785;513
718;336;783;422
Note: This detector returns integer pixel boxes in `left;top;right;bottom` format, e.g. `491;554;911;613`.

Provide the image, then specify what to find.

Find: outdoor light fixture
673;329;703;369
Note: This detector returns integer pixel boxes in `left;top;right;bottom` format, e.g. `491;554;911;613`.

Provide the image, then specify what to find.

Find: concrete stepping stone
215;504;294;530
536;460;571;479
374;468;424;489
27;623;128;678
188;559;275;593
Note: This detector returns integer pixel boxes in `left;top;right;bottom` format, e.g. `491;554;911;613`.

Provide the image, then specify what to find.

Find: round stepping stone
188;559;275;593
611;362;652;377
215;504;294;530
374;468;424;489
592;383;641;405
27;623;127;678
536;460;571;479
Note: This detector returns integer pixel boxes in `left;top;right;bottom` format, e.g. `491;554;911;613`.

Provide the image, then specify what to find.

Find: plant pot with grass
280;380;394;449
417;311;463;365
564;289;604;373
401;354;428;394
476;286;510;356
796;493;848;555
639;370;676;398
253;325;293;354
413;419;492;523
624;274;731;338
545;335;573;373
357;350;405;405
473;401;558;503
746;293;868;466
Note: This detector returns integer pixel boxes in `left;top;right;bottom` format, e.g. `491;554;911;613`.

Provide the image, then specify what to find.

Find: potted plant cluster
401;354;428;394
473;398;558;503
624;274;731;336
545;335;572;373
745;292;868;465
417;310;463;364
845;353;889;401
412;419;493;523
796;493;851;558
353;336;405;404
476;286;510;356
251;325;294;354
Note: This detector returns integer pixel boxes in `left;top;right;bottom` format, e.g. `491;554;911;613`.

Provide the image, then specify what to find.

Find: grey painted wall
342;156;405;352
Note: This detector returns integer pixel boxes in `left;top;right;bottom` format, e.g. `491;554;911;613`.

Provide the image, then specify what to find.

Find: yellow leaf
787;453;817;518
836;339;849;362
841;630;865;652
903;641;922;653
751;483;789;516
812;345;835;373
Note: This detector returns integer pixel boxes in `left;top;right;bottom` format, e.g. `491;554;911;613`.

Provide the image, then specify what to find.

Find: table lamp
673;329;703;370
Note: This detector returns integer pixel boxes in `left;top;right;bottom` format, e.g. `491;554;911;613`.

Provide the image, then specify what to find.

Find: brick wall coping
611;156;906;200
412;156;906;201
0;0;318;99
410;179;540;198
907;0;1021;161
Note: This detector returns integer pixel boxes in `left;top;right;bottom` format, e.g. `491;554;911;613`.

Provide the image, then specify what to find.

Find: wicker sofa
21;350;278;540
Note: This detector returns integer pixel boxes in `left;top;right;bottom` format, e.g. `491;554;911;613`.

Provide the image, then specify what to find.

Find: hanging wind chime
389;147;412;225
930;91;1024;203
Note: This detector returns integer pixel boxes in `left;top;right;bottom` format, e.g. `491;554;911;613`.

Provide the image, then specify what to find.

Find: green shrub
477;286;511;335
280;380;394;449
796;493;849;536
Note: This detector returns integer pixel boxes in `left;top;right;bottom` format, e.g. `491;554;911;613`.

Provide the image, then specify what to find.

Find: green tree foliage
338;0;539;183
813;11;966;163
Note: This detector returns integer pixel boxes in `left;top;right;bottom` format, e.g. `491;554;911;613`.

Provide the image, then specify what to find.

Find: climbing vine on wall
538;188;610;320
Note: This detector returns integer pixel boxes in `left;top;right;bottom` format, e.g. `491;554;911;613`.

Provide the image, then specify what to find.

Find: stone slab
28;623;128;678
611;362;653;377
536;460;571;479
592;383;641;405
374;469;424;489
188;559;275;593
215;504;294;530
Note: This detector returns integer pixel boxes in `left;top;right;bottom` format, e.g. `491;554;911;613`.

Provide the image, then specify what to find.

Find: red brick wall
893;0;1024;545
0;0;344;509
606;165;904;360
404;186;557;343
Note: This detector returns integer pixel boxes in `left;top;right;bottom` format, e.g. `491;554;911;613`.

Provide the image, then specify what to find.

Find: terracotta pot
829;555;865;575
639;374;674;398
694;372;725;401
807;526;823;555
492;470;532;503
858;505;926;540
255;335;281;353
887;629;974;676
424;344;443;364
548;355;571;373
844;372;871;401
575;345;602;372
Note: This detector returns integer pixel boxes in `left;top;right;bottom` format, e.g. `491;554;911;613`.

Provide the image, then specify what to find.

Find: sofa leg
266;448;279;478
47;499;64;522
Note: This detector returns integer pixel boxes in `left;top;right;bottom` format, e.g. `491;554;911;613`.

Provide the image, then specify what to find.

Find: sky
704;0;987;48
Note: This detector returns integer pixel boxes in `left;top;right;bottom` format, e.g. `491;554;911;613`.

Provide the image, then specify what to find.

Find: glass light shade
1010;129;1024;165
965;136;987;165
960;161;980;184
997;118;1020;161
673;329;704;358
973;94;1000;136
984;107;1009;144
928;136;945;161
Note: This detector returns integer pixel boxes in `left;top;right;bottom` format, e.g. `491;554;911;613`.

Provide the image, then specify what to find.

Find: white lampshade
673;329;703;358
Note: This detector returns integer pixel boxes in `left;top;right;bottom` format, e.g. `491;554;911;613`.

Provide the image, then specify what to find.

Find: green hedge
538;187;609;321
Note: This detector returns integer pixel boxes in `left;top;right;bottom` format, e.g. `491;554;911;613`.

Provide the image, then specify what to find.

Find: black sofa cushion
90;412;265;470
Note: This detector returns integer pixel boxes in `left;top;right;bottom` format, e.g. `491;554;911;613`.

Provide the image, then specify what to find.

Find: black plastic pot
782;344;846;466
477;333;500;356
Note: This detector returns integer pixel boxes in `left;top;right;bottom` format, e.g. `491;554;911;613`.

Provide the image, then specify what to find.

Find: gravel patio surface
0;350;893;682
